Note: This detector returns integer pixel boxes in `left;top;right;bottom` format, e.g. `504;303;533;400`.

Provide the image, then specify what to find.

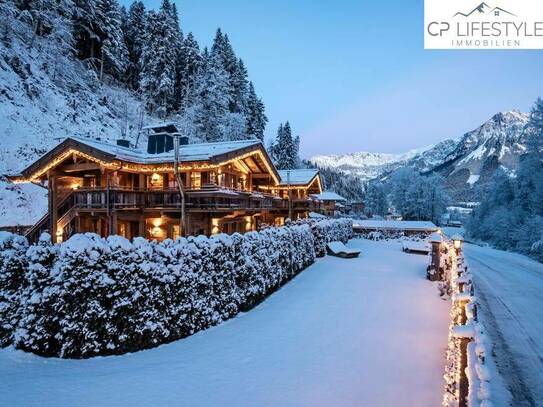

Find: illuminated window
191;172;201;188
118;222;127;238
149;173;163;189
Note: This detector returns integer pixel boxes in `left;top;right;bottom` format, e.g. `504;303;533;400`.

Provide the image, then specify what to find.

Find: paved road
465;244;543;406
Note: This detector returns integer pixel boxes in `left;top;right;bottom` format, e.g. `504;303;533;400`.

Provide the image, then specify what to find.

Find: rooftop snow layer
277;168;319;185
311;191;347;201
70;136;262;164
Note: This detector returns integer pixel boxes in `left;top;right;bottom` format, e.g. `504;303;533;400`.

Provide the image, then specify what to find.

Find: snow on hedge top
277;169;319;186
353;220;438;232
310;191;347;201
69;136;262;164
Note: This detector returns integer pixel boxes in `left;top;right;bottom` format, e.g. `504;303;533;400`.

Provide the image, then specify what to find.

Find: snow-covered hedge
0;219;350;358
289;218;353;257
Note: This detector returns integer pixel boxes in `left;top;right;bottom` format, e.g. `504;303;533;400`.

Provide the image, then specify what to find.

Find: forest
2;0;267;143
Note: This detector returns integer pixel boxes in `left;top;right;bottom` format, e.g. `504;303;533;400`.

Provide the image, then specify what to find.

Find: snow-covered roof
353;220;438;232
15;136;280;183
277;168;319;186
311;191;347;201
69;136;262;164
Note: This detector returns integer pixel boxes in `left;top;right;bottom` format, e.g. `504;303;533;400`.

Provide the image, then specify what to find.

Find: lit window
191;172;201;189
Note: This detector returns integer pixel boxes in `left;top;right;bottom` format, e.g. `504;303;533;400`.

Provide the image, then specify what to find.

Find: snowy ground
0;239;449;407
465;244;543;406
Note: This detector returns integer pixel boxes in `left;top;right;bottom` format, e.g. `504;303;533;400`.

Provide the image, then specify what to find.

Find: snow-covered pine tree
189;47;230;142
211;29;238;111
139;9;178;115
177;32;202;111
271;121;299;169
98;0;129;80
125;0;146;89
230;58;249;113
156;0;184;110
245;82;267;141
72;0;102;64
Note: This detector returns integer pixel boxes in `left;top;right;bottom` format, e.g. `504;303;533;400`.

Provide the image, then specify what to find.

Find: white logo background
424;0;543;49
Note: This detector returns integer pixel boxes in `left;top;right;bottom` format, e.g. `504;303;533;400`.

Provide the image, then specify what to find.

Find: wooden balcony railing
63;187;320;212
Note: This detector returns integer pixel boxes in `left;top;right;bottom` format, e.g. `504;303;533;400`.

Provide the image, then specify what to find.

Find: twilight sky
123;0;543;158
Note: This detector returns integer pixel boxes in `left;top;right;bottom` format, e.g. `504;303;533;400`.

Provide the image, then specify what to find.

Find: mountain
309;110;531;200
454;2;491;17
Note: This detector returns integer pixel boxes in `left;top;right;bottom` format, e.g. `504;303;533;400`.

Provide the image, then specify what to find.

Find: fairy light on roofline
16;147;281;186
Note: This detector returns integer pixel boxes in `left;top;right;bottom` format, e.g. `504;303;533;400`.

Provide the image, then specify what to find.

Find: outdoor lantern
452;234;464;251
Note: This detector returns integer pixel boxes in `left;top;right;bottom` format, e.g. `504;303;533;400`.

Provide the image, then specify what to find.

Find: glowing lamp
56;228;63;243
452;234;464;250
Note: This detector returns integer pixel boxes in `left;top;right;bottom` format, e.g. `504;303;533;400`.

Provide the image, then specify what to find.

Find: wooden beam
58;162;101;172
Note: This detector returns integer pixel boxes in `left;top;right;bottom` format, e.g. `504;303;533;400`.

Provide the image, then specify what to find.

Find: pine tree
139;9;178;115
171;2;180;33
98;0;128;79
231;58;249;113
211;29;241;112
72;0;102;63
125;0;146;89
271;121;299;169
177;32;202;110
189;48;230;141
245;82;267;141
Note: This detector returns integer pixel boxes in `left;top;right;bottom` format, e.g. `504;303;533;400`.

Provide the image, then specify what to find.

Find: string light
16;145;282;186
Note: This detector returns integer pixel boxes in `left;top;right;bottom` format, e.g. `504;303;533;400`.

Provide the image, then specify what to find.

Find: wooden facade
11;136;324;243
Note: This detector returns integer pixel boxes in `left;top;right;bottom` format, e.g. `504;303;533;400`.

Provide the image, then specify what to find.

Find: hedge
0;219;352;358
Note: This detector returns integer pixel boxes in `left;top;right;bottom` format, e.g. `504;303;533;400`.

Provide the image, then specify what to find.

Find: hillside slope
0;34;144;226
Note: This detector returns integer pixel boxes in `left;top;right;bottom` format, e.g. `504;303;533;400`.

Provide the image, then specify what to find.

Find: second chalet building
10;126;325;243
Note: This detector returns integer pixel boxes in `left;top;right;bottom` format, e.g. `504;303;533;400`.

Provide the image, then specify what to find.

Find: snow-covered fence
437;241;497;407
0;218;350;358
289;218;352;257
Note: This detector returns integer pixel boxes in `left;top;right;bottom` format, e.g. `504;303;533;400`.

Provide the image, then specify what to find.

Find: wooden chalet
9;131;324;243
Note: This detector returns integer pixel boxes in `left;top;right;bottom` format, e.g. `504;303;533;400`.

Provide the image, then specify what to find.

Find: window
149;173;163;189
191;172;201;189
494;10;499;16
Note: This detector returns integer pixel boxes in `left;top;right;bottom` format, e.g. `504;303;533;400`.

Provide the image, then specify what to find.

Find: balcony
62;186;314;213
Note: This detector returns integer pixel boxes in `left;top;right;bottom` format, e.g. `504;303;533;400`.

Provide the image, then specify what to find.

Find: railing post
427;232;443;281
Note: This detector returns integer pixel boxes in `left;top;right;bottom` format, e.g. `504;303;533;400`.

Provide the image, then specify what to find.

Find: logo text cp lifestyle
424;0;543;49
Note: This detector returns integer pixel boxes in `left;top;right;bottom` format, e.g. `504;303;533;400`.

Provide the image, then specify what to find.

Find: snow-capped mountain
309;110;530;198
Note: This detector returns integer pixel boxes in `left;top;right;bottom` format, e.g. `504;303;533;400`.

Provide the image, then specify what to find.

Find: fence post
427;232;443;281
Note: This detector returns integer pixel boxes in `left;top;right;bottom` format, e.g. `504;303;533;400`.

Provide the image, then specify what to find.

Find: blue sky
124;0;543;157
